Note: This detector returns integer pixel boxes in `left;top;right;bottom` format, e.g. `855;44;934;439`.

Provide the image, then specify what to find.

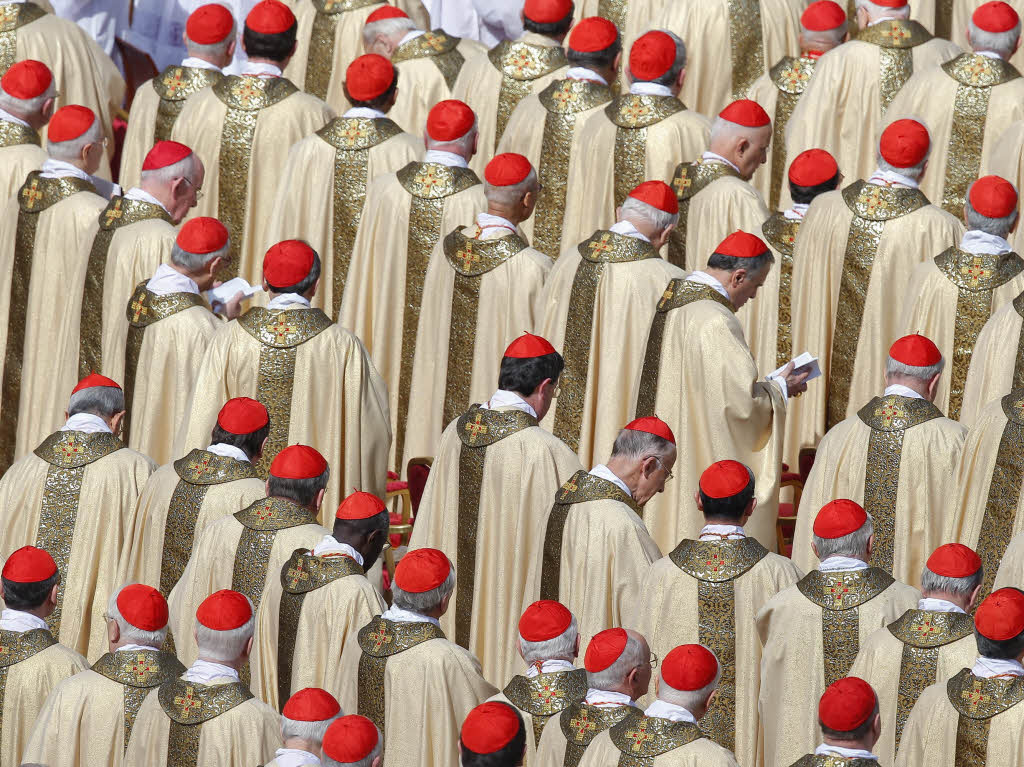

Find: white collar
972;657;1024;678
783;203;809;221
609;219;651;242
476;212;518;236
381;605;441;628
116;643;161;653
61;413;112;434
205;443;251;463
644;699;697;724
868;168;918;190
343;107;388;120
589;464;632;497
883;383;924;400
40;158;92;182
183;659;240;684
147;263;200;297
311;535;365;566
180;56;222;72
125;187;171;214
423;149;469;168
960;230;1012;256
524;659;576;678
240;61;282;78
0;106;30;128
482;389;538;418
699;524;746;540
975;50;1004;60
702;151;741;174
398;29;426;46
686;271;731;300
814;744;878;760
819;556;869;572
629;81;673;97
566;67;608;85
0;609;48;633
918;597;965;614
585;688;637;708
867;15;905;26
272;748;322;766
267;294;312;310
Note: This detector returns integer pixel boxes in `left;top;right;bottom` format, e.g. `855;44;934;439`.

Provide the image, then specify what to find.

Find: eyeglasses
182;175;204;201
649;455;674;481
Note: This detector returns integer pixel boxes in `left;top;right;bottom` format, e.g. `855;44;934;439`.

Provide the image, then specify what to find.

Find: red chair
777;448;816;557
382;457;433;575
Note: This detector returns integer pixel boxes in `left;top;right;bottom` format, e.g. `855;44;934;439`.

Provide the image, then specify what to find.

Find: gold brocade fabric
667;161;742;268
0;2;45;71
502;669;588;745
728;0;766;99
1015;293;1024;390
304;0;381;99
237;307;333;477
560;703;634;767
608;710;704;763
488;40;568;150
33;431;123;636
768;56;816;210
597;0;628;33
391;30;465;90
0;119;39;147
534;79;612;258
856;395;944;574
856;20;934;112
91;650;185;752
791;755;880;766
947;669;1024;766
0;173;95;474
0;627;56;743
317;117;403;317
158;678;254;767
636;279;735;418
552;231;658;452
940;54;1021;217
934;247;1024;419
212;76;299;278
78;196;173;378
442;230;529;426
605;95;684;209
828;182;929;429
797;568;895;686
762;213;800;368
152;66;222;143
356;616;445;732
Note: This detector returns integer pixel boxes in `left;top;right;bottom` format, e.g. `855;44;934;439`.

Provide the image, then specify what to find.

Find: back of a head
498;333;564;398
210;397;270;461
344;54;398;111
67;373;124;420
332;491;390;557
425;98;477;154
194;589;254;662
875;117;930;182
610;423;674;463
657;644;720;713
267;444;330;507
800;0;848;50
461;702;527;767
812;499;873;560
619;180;679;233
263;239;322;296
0;59;54;121
521;0;574;38
108;583;170;648
965;175;1019;238
885;333;944;384
362;6;416;49
172;216;230;273
47;104;101;163
391;548;455;614
975;587;1024;660
185;3;236;62
281;688;342;750
584;627;645;690
921;543;983;601
698;460;755;522
968;1;1021;59
484;153;537;208
566;16;621;70
818;677;879;744
518;600;577;665
140;140;198;191
856;0;911;21
788;148;841;205
628;30;685;87
322;715;382;767
243;0;297;63
705;230;775;277
1;546;58;612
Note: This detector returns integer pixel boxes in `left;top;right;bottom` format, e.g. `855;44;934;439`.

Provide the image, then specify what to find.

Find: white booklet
770;351;821;383
208;278;262;307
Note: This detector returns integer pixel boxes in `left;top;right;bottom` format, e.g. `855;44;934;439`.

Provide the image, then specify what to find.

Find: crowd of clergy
10;0;1024;764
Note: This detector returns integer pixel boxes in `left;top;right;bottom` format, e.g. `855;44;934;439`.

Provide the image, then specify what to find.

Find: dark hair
209;422;271;461
345;69;399;111
789;171;841;205
820;704;878;742
497;352;564;397
2;573;59;611
699;478;755;522
267;469;330;507
976;627;1024;661
706;250;775;274
567;36;621;69
242;22;298;63
333;509;390;542
523;5;574;37
461;717;527;767
266;248;322;295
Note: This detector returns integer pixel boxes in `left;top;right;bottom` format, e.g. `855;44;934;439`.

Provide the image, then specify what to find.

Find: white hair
619;196;678;233
813;512;874;560
140;152;198;188
194;595;255;663
281;712;341;745
921;565;983;598
47;119;102;162
485;168;538;207
106;586;168;647
391;566;456;614
856;0;910;20
323;726;383;767
710;116;769;145
885;355;945;382
519;616;578;665
171;241;229;272
68;384;124;418
610;428;675;462
587;633;646;690
362;16;416;48
425;121;478;155
657;652;721;712
0;79;56;116
800;22;847;48
969;18;1021;58
875;154;927;181
966;185;1019;237
185;23;237;60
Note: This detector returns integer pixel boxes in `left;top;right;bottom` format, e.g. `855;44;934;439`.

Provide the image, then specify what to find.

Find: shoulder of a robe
37;640;89;670
758;551;804;580
120;218;177;243
906;203;962;227
881;580;922;603
100;445;158;473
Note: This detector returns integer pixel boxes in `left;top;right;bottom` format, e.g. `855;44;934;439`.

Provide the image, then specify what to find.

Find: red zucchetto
366;4;409;22
584;627;628;671
973;1;1019;32
187;4;235;44
2;546;57;583
336;490;387;520
485;153;533;186
270;445;328;479
926;543;982;578
504;333;556;359
976;588;1024;640
48;105;95;143
263;239;315;287
788;148;839;187
245;0;295;33
177;217;229;254
283;688;342;721
1;60;52;99
889;334;941;367
346;54;395;102
523;0;572;23
116;584;169;631
801;0;846;30
969;175;1018;218
461;702;522;754
519;600;572;642
629;30;676;82
628;180;679;215
568;17;618;53
323;715;379;762
813;499;867;539
699;460;750;499
426;99;475;142
394;548;451;592
624;416;676;445
714;230;770;259
718;99;771;128
196;589;251;630
873;0;907;6
142;140;193;171
217;397;268;434
819;677;877;731
879;119;929;168
72;372;120;394
661;644;718;690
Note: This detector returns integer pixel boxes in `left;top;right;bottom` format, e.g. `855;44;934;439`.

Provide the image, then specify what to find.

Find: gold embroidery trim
955;715;990;767
768;56;816;210
0;626;56;740
609;710;703;758
560;703;634;767
762;213;801;368
948;668;1024;718
667;160;741;269
669;537;768;582
606;95;683;209
489;41;568;149
306;11;339;100
153;66;223;143
503;669;588;746
879;46;913;113
158;678;254;724
391;30;465;90
0;118;39;147
0;2;45;71
895;643;939;754
728;0;765;99
596;0;628;34
1013;294;1024;389
935;0;953;39
697;579;737;752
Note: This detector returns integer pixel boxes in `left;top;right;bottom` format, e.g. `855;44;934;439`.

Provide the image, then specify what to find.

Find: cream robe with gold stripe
678;175;770;272
0;445;156;661
0;142;46;201
578;727;741;767
951;0;1024;65
960;299;1024;426
388;39;487;136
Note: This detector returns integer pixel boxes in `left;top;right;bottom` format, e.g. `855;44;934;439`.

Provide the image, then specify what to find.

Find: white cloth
629;82;674;97
40;158;93;183
398;29;427;45
972;657;1024;678
609;219;651;242
381;605;441;628
61;413;113;434
269;748;321;766
115;643;160;653
423;149;469;168
644;700;698;724
205;443;251;463
701;151;742;175
819;556;870;572
976;50;1004;60
867;168;919;190
125;186;171;214
0;107;30;128
0;609;48;633
783;203;809;221
310;536;365;566
180;56;221;72
482;390;539;418
476;212;518;237
814;744;878;761
565;67;608;86
146;263;200;296
183;659;240;683
428;0;522;48
883;384;924;400
960;230;1013;256
524;659;575;679
240;61;282;78
589;464;632;497
685;271;730;300
585;688;637;708
917;597;965;614
267;294;312;310
50;0;128;57
343;107;388;120
699;524;746;540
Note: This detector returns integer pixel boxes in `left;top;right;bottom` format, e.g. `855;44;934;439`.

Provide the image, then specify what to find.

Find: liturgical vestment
787;182;962;460
0;431;154;661
526;470;662;655
792;392;967;589
451;31;568;175
171;75;333;284
177;303;391;520
634;277;786;552
339;160;484;472
849;605;976;766
0;119;45;201
899;245;1024;421
22;648;184;767
959;294;1024;426
756;565;919;767
539;229;685;466
402;224;551;468
410;403;581;685
630;535;801;766
337;613;498;767
489;667;588;763
534;697;636;767
748;211;804;381
0;172;105;473
579;711;741;767
949;0;1024;63
253;544;385;710
266;113;422;317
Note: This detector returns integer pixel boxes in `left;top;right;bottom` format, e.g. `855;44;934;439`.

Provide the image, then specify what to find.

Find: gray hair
619;196;679;233
966;192;1018;238
171;241;229;272
68;384;125;418
856;0;910;19
876;154;928;182
140;152;198;188
485;168;538;207
48;119;102;162
611;428;675;462
710;115;770;144
520;616;578;665
185;24;236;60
323;726;383;767
0;79;55;115
969;18;1021;58
886;355;945;382
391;566;456;614
281;712;341;745
634;30;686;86
194;594;255;662
106;585;168;647
587;633;646;690
425;122;478;155
362;16;416;48
706;249;775;274
800;22;846;48
813;512;874;560
921;565;983;598
657;653;721;712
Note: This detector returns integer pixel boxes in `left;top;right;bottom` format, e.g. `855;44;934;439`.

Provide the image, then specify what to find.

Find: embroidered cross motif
338;123;370;147
267;316;299;343
130;653;157;683
162;68;188;98
0;5;18;27
621;100;651;123
191;454;213;475
861;186;885;216
286;561;309;589
423;32;447;51
569;710;595;738
961;680;992;714
881;22;910;42
456;243;480;270
231;79;262;107
625;721;653;752
913;617;941;637
782;63;810;89
966;58;993;85
464;413;489;443
130;295;148;323
705;552;726;573
551;82;578;107
104;200;124;227
60;437;83;461
961;257;994;288
826;581;851;608
587;233;615;258
323;0;342;10
672;173;692;196
508;50;534;75
0;643;8;656
22;179;43;209
254;501;276;521
875;400;906;428
174;687;202;717
413;167;445;193
560;478;579;500
537;683;565;704
368;625;392;651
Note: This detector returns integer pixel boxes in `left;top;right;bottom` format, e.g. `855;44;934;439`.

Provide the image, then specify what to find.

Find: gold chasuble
253;547;385;710
178;306;390;519
0;628;87;766
171;76;334;284
451;32;569;175
849;609;976;765
888;54;1024;218
756;569;920;767
535;700;635;767
560;94;710;251
578;711;739;767
0;119;45;201
410;405;582;685
167;497;328;669
0;432;155;661
895;669;1024;767
630;538;802;766
787;183;962;459
122;282;220;466
267;117;421;317
0;172;103;475
541;231;684;464
340;161;483;472
496;78;612;258
23;648;185;766
747;212;801;376
667;160;770;271
76;195;175;383
899;248;1024;420
338;615;498;767
634;280;786;552
528;471;662;652
402;226;552;468
120;65;223;188
490;669;588;762
124;676;281;766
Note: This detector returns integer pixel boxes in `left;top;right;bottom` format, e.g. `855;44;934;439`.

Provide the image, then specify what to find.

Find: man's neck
486;203;524;226
922;591;971;612
137;181;171;211
197;654;243;670
282;736;319;755
603;456;640;496
246;56;284;68
822;737;876;753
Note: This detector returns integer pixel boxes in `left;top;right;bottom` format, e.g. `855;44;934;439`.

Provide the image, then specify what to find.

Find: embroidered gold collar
502;669;587;716
125;282;207;329
311;0;381;13
856;19;932;48
841;180;929;222
444;229;529;276
762;212;801;256
357;615;445;658
656;278;736;314
554;470;640;514
391;29;460;61
92;649;185;688
608;709;704;757
1003;389;1024;425
669;538;768;582
97;195;173;231
791;754;880;767
152;65;223;102
934;247;1024;291
34;431;123;468
577;230;658;264
397;161;480;199
281;546;365;594
17;172;95;213
213;75;298;111
797;568;895;611
856;394;943;432
173;448;260;485
488;39;567;80
770;55;818;95
947;668;1024;719
0;628;55;667
560;702;635;745
605;94;684;129
157;678;254;724
887;609;974;648
234;497;318;531
317;117;403;151
0;1;45;31
942;52;1020;88
237;307;332;348
670;159;740;203
456;405;537;448
538;78;612;115
0;119;39;148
